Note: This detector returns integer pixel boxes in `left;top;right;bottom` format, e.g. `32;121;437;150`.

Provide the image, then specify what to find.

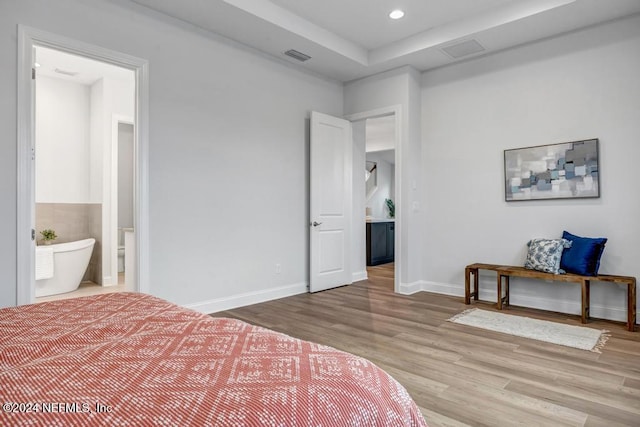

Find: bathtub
35;238;96;297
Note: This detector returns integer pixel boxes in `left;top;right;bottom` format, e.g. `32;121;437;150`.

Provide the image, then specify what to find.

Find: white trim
16;26;150;305
421;280;463;296
111;115;135;287
352;270;368;283
398;281;422;295
417;281;636;324
16;27;35;306
185;282;309;315
511;296;632;324
135;60;150;295
346;105;402;122
345;105;402;293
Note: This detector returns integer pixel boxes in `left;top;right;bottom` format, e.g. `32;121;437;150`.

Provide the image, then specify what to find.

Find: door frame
345;105;402;293
111;115;135;286
16;25;150;304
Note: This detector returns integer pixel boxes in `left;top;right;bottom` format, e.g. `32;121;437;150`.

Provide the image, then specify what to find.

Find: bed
0;292;427;426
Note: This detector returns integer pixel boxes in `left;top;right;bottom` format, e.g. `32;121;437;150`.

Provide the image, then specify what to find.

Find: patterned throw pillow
524;238;572;274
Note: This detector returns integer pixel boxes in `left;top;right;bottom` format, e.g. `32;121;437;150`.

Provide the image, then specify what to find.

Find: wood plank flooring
212;263;640;427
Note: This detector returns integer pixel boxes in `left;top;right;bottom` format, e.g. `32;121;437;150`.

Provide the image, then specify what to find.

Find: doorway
364;116;396;284
346;106;401;293
17;26;149;305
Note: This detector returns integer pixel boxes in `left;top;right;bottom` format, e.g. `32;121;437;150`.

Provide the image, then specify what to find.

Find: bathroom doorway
17;27;149;305
32;47;135;303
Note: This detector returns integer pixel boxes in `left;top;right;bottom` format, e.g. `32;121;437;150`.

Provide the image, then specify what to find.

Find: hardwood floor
213;263;640;427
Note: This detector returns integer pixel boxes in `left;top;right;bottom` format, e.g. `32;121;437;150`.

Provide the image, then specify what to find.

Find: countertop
365;218;395;223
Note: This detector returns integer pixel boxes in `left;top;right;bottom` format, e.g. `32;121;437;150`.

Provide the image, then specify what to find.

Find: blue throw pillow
524;238;572;274
560;231;607;276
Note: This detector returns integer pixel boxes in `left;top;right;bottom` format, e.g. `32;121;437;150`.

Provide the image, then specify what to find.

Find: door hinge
31;229;35;241
32;68;36;80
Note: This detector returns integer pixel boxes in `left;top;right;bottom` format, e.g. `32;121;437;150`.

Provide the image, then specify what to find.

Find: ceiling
366;116;395;157
129;0;640;82
35;46;134;85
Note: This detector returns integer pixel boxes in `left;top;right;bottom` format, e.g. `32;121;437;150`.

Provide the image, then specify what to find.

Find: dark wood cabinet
366;221;394;266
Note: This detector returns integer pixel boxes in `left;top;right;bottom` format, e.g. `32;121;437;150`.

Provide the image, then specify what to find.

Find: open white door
310;111;352;292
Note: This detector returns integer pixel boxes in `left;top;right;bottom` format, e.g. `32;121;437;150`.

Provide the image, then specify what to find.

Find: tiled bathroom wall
36;203;102;284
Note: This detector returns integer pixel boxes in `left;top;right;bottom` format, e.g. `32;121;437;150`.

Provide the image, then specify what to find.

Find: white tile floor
34;273;134;303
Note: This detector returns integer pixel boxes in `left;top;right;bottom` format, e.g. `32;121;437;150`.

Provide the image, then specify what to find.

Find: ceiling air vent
54;68;79;77
284;49;311;62
440;39;486;59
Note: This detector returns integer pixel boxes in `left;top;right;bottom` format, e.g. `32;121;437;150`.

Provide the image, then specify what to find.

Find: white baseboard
398;281;423;295
352;270;368;283
183;278;634;325
185;282;308;315
509;294;629;324
417;281;633;324
421;281;463;296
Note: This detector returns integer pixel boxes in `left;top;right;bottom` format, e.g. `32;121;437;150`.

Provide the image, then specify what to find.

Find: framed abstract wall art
504;139;599;201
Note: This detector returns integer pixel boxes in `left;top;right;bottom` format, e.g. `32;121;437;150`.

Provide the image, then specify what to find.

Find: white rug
448;308;609;352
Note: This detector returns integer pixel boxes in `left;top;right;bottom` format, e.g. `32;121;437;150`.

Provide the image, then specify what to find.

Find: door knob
312;221;322;227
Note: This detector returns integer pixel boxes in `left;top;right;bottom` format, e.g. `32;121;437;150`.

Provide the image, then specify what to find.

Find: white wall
345;66;423;290
89;75;135;285
420;15;640;323
0;0;342;308
35;75;90;203
89;76;135;203
103;77;135;286
365;116;395;152
365;151;395;220
89;79;104;203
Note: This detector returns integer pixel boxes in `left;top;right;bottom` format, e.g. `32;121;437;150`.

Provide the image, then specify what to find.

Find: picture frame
504;139;599;201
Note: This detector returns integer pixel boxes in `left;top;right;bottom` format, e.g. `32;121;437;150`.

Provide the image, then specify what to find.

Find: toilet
117;228;125;273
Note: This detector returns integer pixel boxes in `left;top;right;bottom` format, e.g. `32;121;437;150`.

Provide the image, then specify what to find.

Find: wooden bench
465;263;637;332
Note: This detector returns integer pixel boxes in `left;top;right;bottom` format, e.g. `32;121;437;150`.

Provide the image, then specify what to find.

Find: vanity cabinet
366;221;394;266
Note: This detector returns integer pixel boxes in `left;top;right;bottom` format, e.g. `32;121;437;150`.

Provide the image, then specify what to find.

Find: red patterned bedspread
0;292;426;426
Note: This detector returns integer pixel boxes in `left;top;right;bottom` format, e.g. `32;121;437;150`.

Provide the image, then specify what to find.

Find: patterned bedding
0;292;427;426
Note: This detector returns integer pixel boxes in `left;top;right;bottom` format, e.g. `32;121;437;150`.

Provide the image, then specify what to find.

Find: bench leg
497;274;510;310
465;267;471;305
465;267;479;305
581;279;590;324
628;281;636;332
504;275;510;307
473;269;479;301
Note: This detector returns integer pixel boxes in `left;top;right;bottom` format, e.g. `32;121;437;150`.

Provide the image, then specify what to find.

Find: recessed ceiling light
34;62;41;68
389;9;405;20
